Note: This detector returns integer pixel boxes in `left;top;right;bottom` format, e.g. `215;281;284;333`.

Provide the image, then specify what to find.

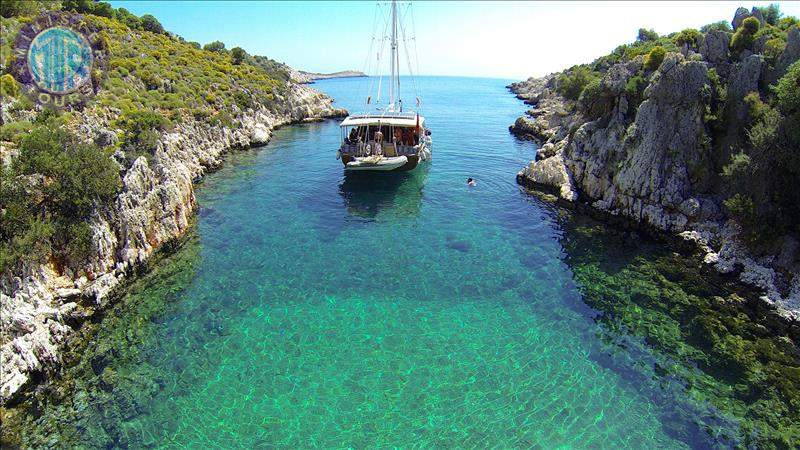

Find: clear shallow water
13;77;796;448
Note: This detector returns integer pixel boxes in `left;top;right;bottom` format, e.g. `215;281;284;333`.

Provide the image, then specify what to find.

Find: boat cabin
339;113;426;158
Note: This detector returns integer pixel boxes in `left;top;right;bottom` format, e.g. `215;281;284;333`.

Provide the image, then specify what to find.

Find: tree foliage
140;14;165;34
731;17;760;53
637;28;658;42
203;40;227;53
700;21;733;33
673;28;703;50
643;46;666;71
231;47;246;65
1;118;120;273
756;3;783;26
556;66;598;101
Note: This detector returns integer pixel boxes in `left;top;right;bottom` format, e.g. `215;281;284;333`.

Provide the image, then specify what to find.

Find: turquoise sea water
14;76;792;448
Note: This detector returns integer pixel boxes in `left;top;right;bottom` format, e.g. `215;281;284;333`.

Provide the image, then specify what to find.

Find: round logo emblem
10;11;110;110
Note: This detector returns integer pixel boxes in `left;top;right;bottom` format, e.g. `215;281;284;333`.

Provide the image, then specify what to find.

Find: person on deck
373;129;384;156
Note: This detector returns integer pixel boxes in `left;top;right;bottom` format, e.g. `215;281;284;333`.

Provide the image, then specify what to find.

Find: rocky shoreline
509;10;800;322
0;82;346;405
290;70;368;84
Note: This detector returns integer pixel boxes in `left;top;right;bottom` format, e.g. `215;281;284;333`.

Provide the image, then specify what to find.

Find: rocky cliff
0;14;346;404
510;8;800;319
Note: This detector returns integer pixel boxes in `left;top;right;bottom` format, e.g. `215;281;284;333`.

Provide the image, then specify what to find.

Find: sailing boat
337;0;432;172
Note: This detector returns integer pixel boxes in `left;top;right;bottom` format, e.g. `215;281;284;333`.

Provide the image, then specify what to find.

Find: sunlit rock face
509;8;800;320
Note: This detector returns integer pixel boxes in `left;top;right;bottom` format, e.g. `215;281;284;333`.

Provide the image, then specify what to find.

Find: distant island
291;70;368;84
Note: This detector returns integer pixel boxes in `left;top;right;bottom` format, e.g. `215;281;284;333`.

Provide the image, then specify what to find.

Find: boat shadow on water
338;164;429;220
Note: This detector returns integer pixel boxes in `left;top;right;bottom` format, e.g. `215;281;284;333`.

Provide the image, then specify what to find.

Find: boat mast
389;0;398;111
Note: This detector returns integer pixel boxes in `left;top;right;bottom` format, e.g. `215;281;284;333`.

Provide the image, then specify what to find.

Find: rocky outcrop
509;10;800;323
0;82;346;404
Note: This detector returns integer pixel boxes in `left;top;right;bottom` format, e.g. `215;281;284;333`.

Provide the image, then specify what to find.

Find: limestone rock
700;30;731;66
250;124;271;145
732;7;750;30
774;26;800;81
518;152;577;202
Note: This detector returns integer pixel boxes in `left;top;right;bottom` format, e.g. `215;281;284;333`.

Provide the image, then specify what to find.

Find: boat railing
341;142;421;157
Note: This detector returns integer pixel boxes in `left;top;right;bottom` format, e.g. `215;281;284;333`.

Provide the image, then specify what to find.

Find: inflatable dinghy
345;155;408;171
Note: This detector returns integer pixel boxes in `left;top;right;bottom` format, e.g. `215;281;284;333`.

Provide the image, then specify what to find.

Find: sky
109;1;800;80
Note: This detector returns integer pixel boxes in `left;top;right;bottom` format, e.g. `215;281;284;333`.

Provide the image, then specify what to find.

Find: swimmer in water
467;178;476;187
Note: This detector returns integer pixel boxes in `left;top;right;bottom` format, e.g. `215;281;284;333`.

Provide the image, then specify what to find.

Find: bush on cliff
643;46;666;71
673;28;703;50
115;110;171;164
777;16;799;31
556;66;598;101
731;17;760;53
774;61;800;115
764;38;787;61
637;28;658;41
577;78;612;119
722;65;800;245
0;118;121;273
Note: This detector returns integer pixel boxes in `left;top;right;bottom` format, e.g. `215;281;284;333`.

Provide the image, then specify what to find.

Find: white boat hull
345;155;408;171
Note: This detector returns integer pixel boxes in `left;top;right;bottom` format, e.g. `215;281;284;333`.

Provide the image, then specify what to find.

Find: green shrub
673;28;702;50
114;7;141;30
0;73;18;97
233;90;252;110
231;47;246;65
578;78;609;118
624;74;648;109
776;16;799;31
757;3;783;26
742;16;760;34
731;18;759;53
747;107;780;151
115;110;170;161
556;66;598;101
637;28;658;41
700;21;732;33
764;38;786;61
723;194;757;236
140;14;165;34
753;24;785;41
744;91;767;119
1;121;120;273
0;121;33;143
643;46;666;71
204;40;226;53
722;151;751;178
774;61;800;115
1;0;60;18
